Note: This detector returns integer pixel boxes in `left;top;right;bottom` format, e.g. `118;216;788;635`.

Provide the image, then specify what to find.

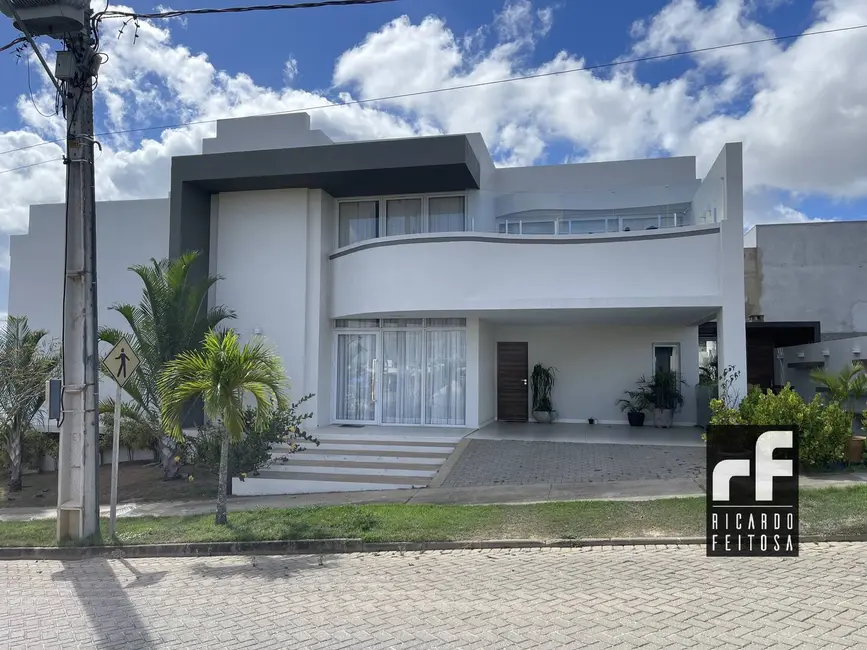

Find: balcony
492;204;697;236
330;221;723;320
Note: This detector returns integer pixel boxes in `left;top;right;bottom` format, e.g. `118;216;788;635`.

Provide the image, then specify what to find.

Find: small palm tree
99;251;235;478
158;329;288;524
810;361;867;427
0;316;60;491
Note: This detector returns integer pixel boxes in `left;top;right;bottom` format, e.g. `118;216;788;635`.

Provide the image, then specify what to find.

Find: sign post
101;337;140;538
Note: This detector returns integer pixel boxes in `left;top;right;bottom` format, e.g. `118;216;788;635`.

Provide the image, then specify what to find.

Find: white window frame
335;192;467;249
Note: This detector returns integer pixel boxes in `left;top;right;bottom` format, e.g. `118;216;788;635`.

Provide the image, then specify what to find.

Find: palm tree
810;361;867;429
0;316;60;491
99;251;235;479
158;329;288;524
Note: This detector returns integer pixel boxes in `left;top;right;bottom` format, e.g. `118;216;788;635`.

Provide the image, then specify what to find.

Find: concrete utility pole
0;0;101;541
56;21;100;541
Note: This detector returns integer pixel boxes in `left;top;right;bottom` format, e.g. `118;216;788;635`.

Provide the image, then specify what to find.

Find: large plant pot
532;410;558;424
627;411;645;427
652;408;674;428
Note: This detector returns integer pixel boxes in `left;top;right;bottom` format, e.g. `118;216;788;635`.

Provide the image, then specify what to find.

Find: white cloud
1;0;866;243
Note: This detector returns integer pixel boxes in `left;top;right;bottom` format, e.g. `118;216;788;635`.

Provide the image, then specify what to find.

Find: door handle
521;379;528;386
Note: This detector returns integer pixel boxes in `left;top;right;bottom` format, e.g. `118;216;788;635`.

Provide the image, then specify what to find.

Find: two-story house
9;112;747;494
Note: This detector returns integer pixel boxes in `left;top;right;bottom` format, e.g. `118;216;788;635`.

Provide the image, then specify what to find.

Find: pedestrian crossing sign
102;336;140;387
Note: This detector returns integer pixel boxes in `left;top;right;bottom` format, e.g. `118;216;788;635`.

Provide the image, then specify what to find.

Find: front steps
232;426;471;496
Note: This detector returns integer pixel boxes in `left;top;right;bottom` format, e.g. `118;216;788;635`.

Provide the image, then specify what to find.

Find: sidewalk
2;471;865;522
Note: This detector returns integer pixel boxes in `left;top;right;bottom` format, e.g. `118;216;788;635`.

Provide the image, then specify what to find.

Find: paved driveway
2;543;866;648
441;440;706;487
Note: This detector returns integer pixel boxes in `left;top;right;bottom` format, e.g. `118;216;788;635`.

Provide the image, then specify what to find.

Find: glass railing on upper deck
492;205;701;236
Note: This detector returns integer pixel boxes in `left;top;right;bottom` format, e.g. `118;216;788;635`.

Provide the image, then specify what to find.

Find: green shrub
21;428;58;472
710;385;851;469
186;394;319;493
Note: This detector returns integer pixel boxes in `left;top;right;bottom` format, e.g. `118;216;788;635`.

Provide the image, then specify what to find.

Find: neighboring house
9;112;748;437
744;221;867;340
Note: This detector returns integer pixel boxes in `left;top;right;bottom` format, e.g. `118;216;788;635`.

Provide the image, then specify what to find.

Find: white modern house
8;112;747;494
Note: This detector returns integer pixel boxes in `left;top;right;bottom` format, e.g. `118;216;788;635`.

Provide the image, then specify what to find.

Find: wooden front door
497;342;529;422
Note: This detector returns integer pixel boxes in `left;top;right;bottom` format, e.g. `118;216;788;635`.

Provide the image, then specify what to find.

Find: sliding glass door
335;333;378;423
381;330;423;424
333;320;467;426
425;329;467;426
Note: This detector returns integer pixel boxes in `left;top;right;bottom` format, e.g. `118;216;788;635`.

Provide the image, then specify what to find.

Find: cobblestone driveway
441;440;706;487
2;543;866;649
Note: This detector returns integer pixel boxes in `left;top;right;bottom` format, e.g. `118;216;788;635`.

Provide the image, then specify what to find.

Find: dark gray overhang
169;133;481;267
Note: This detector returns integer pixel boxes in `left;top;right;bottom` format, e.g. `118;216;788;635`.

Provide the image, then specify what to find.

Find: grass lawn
0;462;219;509
1;485;866;548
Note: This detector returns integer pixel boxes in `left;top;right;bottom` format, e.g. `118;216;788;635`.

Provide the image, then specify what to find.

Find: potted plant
637;370;686;428
616;392;646;427
531;362;558;424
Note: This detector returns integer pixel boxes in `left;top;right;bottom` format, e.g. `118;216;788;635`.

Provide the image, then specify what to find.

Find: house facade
9;112;747;439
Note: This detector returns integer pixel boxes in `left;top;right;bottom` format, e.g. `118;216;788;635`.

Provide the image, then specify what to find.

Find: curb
4;534;867;561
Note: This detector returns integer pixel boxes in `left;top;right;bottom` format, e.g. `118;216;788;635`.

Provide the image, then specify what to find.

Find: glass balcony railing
492;208;697;236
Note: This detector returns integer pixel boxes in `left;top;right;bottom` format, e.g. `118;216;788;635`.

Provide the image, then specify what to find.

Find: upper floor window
339;200;379;247
337;194;466;248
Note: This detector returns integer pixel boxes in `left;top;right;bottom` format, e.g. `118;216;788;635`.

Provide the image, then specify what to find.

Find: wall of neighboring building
8;199;170;426
774;337;867;429
747;222;867;340
486;323;700;425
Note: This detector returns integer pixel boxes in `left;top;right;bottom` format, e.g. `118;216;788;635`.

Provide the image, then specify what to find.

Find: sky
1;0;867;323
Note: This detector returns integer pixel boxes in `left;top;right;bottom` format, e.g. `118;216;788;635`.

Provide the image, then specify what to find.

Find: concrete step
283;457;442;471
254;470;425;486
273;443;455;457
232;476;415;496
263;464;437;479
313;431;467;444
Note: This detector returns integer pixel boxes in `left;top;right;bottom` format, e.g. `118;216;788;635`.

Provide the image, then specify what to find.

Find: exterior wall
8;199;170;417
747;222;867;339
330;228;722;317
201;112;333;154
488;323;700;425
212;188;331;424
478;319;496;427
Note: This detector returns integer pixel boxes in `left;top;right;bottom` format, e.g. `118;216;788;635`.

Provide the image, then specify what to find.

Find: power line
94;0;398;21
0;158;63;174
1;21;866;160
0;35;26;52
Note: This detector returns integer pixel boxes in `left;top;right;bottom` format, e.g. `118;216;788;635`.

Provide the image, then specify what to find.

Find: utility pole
56;19;100;542
0;0;100;541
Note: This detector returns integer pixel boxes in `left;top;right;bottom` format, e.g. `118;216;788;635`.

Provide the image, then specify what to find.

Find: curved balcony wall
330;225;723;318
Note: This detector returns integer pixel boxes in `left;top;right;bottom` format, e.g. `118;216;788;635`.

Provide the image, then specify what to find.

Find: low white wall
487;323;700;425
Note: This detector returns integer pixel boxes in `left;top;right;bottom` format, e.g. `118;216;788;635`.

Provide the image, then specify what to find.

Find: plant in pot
531;362;558;424
616;391;647;427
637;369;687;428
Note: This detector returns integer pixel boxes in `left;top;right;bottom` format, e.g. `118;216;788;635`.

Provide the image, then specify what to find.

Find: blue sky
1;0;867;318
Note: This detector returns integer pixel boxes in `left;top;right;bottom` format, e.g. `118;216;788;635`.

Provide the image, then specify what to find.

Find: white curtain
425;330;467;425
382;330;423;424
428;196;466;233
336;334;376;421
386;199;423;236
339;201;379;247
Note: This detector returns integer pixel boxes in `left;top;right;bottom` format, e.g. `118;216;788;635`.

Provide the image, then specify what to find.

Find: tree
0;316;60;491
99;251;235;479
810;361;867;428
158;329;288;524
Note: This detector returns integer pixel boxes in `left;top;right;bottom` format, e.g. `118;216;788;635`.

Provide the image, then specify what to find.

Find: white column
465;316;481;429
717;143;748;404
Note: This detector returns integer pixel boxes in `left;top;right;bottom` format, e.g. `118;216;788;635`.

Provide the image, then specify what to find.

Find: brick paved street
442;440;705;487
2;542;866;649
